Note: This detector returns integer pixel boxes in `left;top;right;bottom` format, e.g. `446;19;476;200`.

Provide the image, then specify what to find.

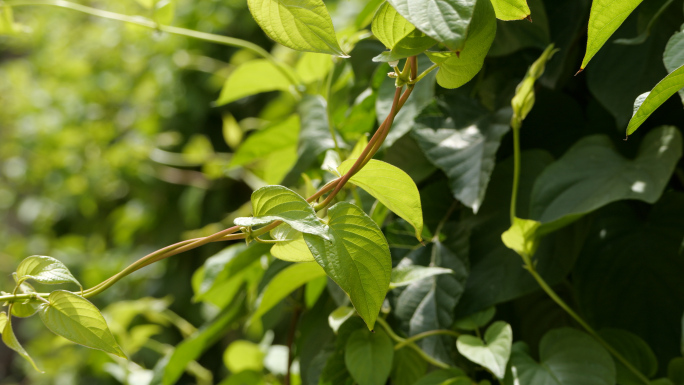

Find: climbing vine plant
1;0;684;384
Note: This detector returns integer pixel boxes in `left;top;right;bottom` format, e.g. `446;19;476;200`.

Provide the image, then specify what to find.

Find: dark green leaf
391;347;428;385
453;306;496;331
414;368;469;385
344;328;394;385
599;329;658;385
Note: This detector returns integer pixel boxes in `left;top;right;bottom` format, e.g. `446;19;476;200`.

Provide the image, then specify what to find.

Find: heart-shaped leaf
235;185;329;239
16;255;81;289
2;305;42;372
338;158;423;239
457;321;512;379
345;328;394;385
39;290;125;357
304;202;391;330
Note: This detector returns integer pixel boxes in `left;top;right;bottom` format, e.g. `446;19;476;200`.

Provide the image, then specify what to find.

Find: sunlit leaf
626;64;684;136
457;321;512;379
338;159;423;240
39;291;125;357
252;262;326;320
2;306;42;372
270;223;316;262
223;340;265;373
11;282;39;318
16;255;81;289
329;306;356;333
389;265;453;289
581;0;644;69
501;217;541;259
345;328;394;385
490;0;530;20
511;44;558;125
387;0;476;52
247;0;346;56
217;59;296;105
295;52;334;84
0;312;6;332
371;2;415;49
304;202;391;330
234;185;329;239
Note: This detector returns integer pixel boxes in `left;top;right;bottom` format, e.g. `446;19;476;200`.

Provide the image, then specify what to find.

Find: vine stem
393;329;460;350
1;0;301;85
509;120;650;385
375;318;450;370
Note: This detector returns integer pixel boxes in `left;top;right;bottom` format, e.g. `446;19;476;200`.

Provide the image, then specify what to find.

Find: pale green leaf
304;202;391;330
0;312;6;332
581;0;644;69
504;329;615;385
627;64;684;136
247;0;346;56
223;340;265;373
295;52;333;84
16;255;81;289
387;0;477;51
490;0;530;20
39;291;125;357
371;2;415;49
453;306;496;331
329;306;355;333
251;262;326;320
372;29;437;62
217;59;295;105
511;44;558;125
234;185;329;239
2;306;42;372
11;282;40;318
270;223;315;262
389;265;453;289
304;275;327;307
154;0;176;25
345;328;394;385
338;158;423;240
457;321;512;379
0;5;16;35
222;113;243;150
530;126;682;226
501;217;541;259
424;0;496;89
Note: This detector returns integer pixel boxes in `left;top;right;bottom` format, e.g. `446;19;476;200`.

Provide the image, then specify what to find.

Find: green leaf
217;59;295;105
501;217;541;259
613;0;674;45
15;255;82;289
376;55;436;147
303;202;391;330
247;0;346;56
530;126;682;225
391;347;428;385
235;185;329;239
373;30;438;63
329;306;356;333
414;368;469;385
424;0;496;89
668;357;684;385
663;25;684;104
270;223;315;262
295;52;334;84
223;340;265;373
627;64;684;136
252;262;326;320
389;265;453;289
599;329;658;385
504;329;615;385
412;109;510;213
510;44;558;125
453;306;496;331
371;2;415;50
395;239;469;364
344;328;394;385
164;296;244;385
387;0;477;52
338;158;424;240
231;115;300;167
11;282;40;318
0;312;6;332
490;0;530;20
39;290;125;357
457;321;512;379
2;306;42;372
581;0;644;69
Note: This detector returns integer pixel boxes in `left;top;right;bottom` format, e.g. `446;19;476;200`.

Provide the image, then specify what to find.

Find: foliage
1;0;684;384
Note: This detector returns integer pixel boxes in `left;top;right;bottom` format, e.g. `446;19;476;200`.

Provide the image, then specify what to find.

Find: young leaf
2;306;42;372
270;223;316;262
0;312;6;332
511;44;558;126
387;0;477;52
581;0;644;69
490;0;530;20
223;340;265;373
337;158;424;240
303;202;391;330
0;6;16;35
501;217;541;259
424;0;496;89
11;282;40;318
389;265;453;289
504;329;615;384
626;64;684;136
16;255;82;289
251;262;326;320
216;59;296;105
234;185;329;239
39;291;125;357
329;306;355;333
344;328;394;385
457;321;512;379
453;306;496;331
371;2;415;50
247;0;347;57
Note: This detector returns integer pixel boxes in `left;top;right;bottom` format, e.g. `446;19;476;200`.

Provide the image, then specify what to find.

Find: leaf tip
525;15;532;22
574;68;584;76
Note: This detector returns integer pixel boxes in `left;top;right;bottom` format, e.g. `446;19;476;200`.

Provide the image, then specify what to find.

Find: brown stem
284;301;303;385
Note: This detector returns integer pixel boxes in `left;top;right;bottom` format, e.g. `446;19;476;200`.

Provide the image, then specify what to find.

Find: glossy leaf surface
627;65;684;136
16;255;81;289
